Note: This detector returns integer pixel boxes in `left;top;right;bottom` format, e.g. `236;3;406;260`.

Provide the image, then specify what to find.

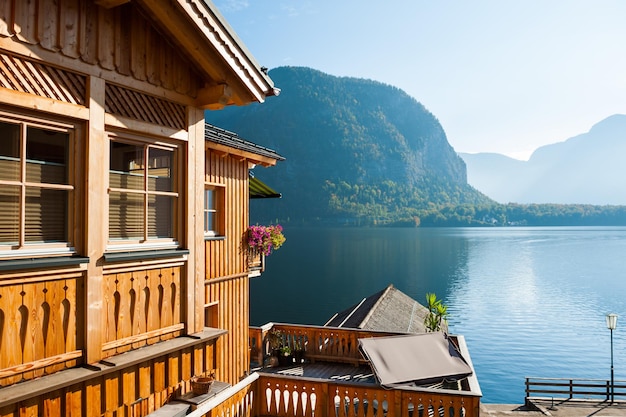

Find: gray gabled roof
324;284;439;334
205;124;285;162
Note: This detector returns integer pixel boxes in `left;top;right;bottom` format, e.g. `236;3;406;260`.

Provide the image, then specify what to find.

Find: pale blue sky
213;1;626;160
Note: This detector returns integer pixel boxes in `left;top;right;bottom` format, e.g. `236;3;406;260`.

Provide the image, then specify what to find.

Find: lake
249;226;626;404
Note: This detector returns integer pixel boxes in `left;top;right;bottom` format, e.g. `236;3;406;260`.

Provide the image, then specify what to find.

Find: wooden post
186;106;205;334
85;75;107;363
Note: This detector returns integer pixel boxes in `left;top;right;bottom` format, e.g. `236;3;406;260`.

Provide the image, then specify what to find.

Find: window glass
0;185;19;244
204;188;216;234
149;194;173;238
25;188;68;242
109;141;144;191
0;122;20;181
148;147;172;192
109;190;144;240
109;138;177;244
0;118;73;249
26;127;68;184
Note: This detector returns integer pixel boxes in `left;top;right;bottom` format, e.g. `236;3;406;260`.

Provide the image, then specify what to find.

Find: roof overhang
250;176;281;199
134;0;279;109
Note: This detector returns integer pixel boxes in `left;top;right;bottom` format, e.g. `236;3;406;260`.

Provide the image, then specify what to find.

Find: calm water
249;227;626;404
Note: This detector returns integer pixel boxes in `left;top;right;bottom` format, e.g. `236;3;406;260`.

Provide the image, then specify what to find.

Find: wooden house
0;1;282;415
0;2;483;416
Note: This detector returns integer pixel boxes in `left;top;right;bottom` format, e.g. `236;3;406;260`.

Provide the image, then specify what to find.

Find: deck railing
247;324;481;417
186;372;480;417
257;373;479;417
525;377;626;402
250;323;399;367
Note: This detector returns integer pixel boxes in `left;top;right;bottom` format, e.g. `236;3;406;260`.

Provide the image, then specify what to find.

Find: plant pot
191;376;214;395
278;354;293;366
294;349;305;364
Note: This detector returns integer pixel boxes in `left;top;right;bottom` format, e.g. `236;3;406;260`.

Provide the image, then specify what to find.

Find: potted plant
247;224;285;256
278;345;293;366
294;340;305;364
266;329;283;367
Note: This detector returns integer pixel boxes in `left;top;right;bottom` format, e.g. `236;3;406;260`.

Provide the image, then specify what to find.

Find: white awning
358;332;472;387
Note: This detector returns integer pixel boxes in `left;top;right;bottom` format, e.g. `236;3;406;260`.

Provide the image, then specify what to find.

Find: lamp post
606;313;618;403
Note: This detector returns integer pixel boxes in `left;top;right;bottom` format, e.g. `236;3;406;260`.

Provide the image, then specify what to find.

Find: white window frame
204;183;225;238
0;111;77;259
107;132;181;251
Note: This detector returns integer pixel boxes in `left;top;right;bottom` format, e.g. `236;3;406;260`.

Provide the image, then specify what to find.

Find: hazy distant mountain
207;66;492;225
461;114;626;205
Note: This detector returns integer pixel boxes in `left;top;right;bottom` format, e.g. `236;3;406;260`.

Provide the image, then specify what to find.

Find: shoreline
481;399;626;416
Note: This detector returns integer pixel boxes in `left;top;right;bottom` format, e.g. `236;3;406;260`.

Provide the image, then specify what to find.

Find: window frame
107;132;182;251
204;183;225;239
0;110;78;258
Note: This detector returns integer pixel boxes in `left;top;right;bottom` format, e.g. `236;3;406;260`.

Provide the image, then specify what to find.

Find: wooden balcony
243;323;482;417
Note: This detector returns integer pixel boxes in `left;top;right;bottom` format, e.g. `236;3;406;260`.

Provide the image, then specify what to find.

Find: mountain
207;66;492;226
461;114;626;205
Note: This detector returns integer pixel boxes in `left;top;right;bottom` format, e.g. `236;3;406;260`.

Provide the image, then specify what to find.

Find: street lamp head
606;313;618;330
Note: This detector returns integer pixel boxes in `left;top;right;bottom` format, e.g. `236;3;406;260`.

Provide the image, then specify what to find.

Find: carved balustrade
102;265;183;356
255;374;479;417
0;273;84;385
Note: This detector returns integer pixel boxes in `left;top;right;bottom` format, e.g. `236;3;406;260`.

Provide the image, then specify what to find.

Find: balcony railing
247;323;482;417
256;373;478;417
250;323;400;368
184;367;480;417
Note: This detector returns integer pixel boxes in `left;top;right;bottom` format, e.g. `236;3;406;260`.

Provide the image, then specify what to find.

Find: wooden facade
0;0;279;415
0;2;483;417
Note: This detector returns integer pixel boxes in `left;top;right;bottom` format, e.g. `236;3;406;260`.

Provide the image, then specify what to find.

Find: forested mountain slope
207;66;491;226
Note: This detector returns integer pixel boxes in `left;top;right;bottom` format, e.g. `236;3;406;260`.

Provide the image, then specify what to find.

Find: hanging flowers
247;224;286;256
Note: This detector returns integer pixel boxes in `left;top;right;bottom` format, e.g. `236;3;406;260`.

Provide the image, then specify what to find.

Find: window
204;185;224;237
109;138;179;247
0;115;74;255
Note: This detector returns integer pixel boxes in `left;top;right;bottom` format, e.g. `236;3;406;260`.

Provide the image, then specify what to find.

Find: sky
212;1;626;160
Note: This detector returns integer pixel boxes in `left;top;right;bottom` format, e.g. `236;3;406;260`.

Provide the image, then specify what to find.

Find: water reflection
250;226;626;403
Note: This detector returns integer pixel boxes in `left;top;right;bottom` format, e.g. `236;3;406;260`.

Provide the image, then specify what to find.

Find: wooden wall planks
0;0;202;95
205;148;252;383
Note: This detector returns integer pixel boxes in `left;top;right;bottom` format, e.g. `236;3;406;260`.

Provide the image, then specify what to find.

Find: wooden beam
0;86;90;119
187;106;206;334
205;142;279;167
196;83;232;110
85;75;107;364
94;0;131;8
104;113;188;141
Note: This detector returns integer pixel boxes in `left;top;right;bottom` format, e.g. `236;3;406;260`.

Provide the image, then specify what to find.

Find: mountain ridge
461;114;626;205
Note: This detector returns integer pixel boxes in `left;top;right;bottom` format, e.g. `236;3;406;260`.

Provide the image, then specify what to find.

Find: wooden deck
257;362;377;385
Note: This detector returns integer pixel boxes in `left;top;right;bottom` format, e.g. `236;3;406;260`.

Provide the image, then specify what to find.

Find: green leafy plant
424;292;448;332
280;345;292;356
